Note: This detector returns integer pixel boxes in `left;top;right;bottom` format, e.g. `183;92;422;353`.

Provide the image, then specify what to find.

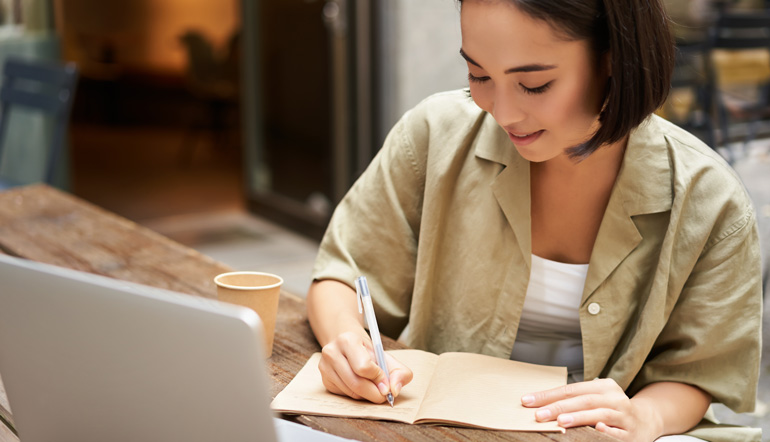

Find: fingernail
521;395;535;405
535;409;552;421
558;414;574;426
392;382;402;396
377;382;388;395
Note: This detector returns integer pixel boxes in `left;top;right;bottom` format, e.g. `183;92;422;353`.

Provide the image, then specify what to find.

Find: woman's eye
521;81;552;95
467;73;490;84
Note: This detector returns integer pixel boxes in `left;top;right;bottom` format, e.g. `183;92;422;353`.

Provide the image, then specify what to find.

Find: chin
513;145;560;163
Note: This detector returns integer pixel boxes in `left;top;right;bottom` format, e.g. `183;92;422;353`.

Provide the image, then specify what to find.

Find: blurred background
0;0;468;238
0;0;473;311
0;0;768;434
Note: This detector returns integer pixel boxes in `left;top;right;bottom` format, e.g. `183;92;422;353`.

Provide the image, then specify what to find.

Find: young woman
306;1;763;441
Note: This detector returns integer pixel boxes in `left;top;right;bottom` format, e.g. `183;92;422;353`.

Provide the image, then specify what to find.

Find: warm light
53;0;239;76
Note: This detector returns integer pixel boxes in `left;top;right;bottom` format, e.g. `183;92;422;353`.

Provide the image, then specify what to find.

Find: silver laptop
0;254;352;442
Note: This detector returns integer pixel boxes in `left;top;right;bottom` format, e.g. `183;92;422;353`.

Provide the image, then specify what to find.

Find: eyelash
467;73;490;84
522;82;552;95
467;73;552;95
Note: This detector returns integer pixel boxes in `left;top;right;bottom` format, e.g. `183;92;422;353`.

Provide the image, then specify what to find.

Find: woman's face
460;0;609;163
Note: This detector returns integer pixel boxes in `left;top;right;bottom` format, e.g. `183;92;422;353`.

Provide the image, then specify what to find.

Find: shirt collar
614;115;674;216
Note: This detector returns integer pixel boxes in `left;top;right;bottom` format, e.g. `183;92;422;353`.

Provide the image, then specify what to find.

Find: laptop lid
0;254;279;442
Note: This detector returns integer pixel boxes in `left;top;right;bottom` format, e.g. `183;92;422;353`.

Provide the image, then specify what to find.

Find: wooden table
0;185;613;442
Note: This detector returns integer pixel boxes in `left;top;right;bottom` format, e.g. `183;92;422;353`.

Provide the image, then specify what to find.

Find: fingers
523;378;640;437
319;352;385;403
546;406;626;429
522;378;621;408
385;352;414;397
320;361;363;400
317;332;414;404
318;332;388;403
533;392;627;421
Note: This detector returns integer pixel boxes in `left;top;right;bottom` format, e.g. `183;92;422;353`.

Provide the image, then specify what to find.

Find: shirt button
588;302;601;315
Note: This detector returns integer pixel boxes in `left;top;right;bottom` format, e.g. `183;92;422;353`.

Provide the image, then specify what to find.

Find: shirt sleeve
311;109;427;339
630;202;763;414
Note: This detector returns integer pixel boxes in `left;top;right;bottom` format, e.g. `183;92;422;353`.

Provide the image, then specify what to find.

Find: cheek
549;83;597;124
575;85;604;122
468;84;493;114
574;71;607;116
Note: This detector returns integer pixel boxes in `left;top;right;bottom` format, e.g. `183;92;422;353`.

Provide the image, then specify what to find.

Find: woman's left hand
521;378;662;442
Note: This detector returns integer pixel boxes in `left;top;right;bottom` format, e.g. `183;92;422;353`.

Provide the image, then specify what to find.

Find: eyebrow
459;48;557;73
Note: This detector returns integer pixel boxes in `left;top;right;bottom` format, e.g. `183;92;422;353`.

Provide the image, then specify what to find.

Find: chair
706;10;770;159
0;57;79;189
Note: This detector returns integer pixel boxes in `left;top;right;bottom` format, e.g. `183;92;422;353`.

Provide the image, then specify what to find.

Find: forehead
460;0;584;64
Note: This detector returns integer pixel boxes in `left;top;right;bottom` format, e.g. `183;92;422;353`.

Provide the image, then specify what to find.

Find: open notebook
272;349;567;433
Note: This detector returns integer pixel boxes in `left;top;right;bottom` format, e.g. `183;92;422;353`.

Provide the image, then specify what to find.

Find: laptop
0;254;353;442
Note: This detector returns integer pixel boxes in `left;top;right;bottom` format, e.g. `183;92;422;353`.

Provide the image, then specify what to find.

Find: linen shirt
312;90;763;441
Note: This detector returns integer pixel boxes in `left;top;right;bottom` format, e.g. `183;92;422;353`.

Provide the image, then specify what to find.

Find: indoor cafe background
0;0;767;436
0;0;467;297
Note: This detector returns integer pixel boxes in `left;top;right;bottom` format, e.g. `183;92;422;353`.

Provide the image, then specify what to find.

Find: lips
510;131;537;138
507;129;544;146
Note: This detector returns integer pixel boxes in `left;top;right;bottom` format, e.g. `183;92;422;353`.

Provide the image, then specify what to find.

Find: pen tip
387;393;394;407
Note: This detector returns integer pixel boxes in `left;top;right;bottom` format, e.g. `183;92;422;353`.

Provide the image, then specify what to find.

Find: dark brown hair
459;0;675;159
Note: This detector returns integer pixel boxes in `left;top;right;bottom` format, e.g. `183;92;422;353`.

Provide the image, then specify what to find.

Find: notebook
0;254;352;442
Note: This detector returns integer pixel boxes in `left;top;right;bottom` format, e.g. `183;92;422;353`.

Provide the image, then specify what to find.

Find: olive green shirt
313;90;763;441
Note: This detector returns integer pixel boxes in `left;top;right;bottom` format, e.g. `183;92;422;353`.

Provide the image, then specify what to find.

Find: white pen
355;275;394;407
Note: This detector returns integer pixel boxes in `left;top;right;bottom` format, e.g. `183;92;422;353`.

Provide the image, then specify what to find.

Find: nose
491;87;526;128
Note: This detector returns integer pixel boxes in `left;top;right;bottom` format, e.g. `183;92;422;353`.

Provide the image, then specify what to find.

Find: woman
306;1;763;441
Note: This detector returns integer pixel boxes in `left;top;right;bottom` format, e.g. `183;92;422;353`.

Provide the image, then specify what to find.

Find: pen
355;275;395;407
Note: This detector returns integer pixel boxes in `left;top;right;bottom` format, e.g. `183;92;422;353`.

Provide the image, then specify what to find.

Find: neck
528;135;630;264
532;136;628;182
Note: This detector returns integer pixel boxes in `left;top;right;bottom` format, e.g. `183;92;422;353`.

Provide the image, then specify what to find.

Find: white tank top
509;255;588;378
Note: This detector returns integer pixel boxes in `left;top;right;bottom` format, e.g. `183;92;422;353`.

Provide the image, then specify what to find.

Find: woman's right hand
318;330;413;403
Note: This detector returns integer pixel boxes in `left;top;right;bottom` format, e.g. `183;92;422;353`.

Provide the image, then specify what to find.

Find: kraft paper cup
214;271;283;357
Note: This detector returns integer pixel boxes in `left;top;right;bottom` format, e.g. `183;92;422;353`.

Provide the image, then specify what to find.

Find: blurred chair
178;30;240;163
0;57;79;189
661;41;716;149
706;10;770;159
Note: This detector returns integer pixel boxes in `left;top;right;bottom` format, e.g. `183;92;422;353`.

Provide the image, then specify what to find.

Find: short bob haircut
458;0;675;159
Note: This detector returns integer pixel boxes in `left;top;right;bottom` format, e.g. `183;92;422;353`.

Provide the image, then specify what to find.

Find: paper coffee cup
214;271;283;357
